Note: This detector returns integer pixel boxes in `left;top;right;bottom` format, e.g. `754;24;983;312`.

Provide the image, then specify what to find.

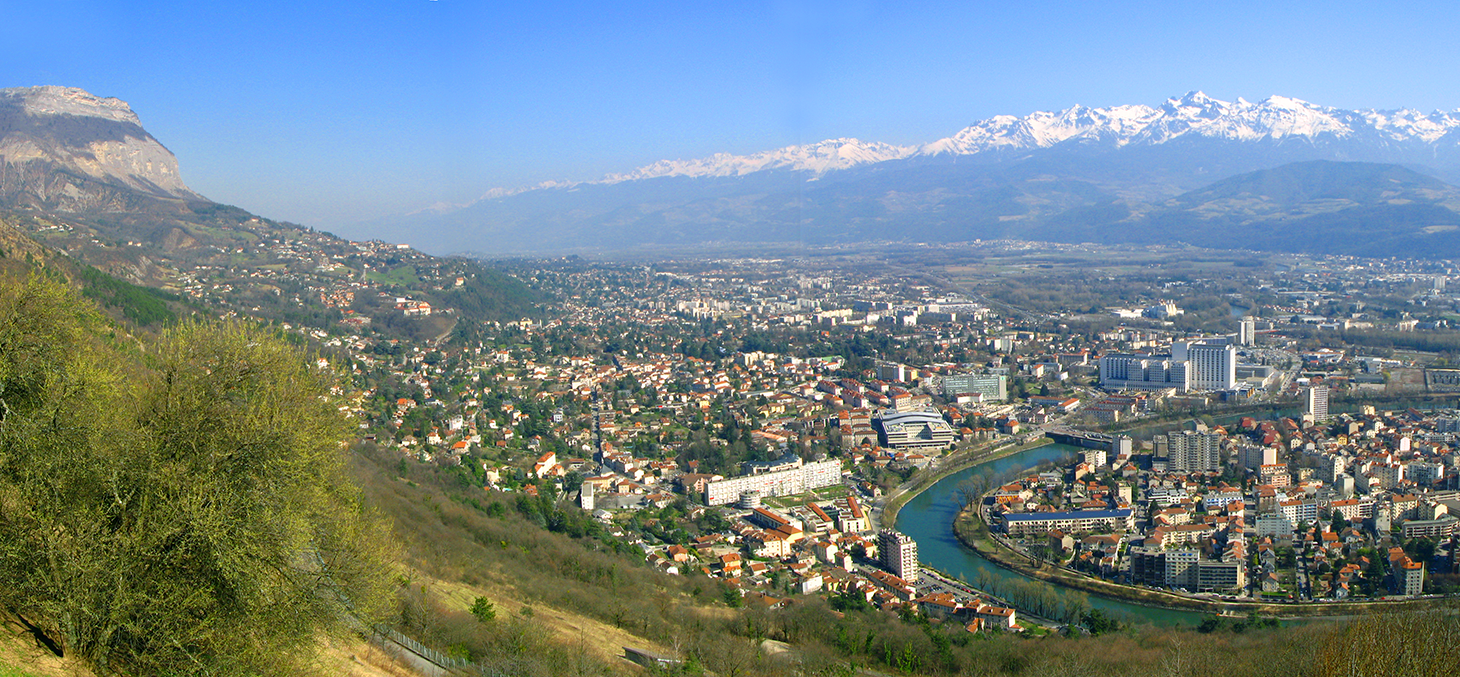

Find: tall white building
878;529;919;582
1305;385;1329;421
1239;317;1256;346
1167;430;1222;472
1098;354;1188;391
1172;340;1237;391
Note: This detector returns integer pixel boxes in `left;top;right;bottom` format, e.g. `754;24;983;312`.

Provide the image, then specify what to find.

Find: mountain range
363;91;1460;258
5;86;1460;260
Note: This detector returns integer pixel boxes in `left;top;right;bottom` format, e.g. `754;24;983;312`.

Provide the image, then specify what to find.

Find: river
894;443;1207;626
895;405;1456;625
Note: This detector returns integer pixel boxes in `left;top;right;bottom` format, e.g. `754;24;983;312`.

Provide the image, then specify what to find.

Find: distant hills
368;92;1460;258
1035;161;1460;256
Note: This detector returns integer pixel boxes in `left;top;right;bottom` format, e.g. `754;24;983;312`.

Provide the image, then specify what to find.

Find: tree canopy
0;275;395;675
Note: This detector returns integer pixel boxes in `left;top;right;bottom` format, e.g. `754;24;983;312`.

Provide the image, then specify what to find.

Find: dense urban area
42;217;1460;626
12;207;1460;672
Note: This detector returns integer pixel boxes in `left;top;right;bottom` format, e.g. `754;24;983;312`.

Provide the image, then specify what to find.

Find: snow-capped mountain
908;90;1458;156
923;102;1164;154
599;138;917;183
513;92;1460;195
375;92;1460;257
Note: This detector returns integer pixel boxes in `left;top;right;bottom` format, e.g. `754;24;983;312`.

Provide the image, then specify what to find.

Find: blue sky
8;1;1460;232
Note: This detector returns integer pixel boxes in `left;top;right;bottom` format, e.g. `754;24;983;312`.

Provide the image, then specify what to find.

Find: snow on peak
1359;107;1460;143
929;92;1453;150
472;180;579;202
598;138;917;183
466;92;1460;206
1172;90;1216;106
921;104;1163;155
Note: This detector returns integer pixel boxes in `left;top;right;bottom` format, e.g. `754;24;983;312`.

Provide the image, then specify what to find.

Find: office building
876;362;912;383
1098;354;1188;391
1173;340;1237;391
941;374;1007;402
1130;547;1244;591
1237;444;1277;470
1164;550;1200;589
876;409;956;450
1195;559;1246;592
1100;339;1235;392
1256;514;1294;539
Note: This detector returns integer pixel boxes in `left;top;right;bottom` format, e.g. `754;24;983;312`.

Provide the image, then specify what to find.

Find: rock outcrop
0;86;205;212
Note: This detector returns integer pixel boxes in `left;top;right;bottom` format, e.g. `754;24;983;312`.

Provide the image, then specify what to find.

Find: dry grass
419;571;671;669
0;614;423;677
314;635;424;677
0;620;89;677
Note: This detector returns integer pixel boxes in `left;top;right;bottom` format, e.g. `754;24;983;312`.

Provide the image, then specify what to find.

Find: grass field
368;265;420;287
420;571;683;667
761;484;852;509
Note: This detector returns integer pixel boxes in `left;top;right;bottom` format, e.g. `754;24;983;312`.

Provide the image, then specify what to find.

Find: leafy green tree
1198;615;1227;633
1080;608;1120;635
0;276;396;676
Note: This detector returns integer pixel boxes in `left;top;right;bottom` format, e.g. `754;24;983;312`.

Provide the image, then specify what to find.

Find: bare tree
956;475;989;509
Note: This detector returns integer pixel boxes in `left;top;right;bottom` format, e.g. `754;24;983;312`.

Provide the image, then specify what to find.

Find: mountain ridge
1035;160;1460;256
361;91;1460;257
0;85;542;334
460;91;1460;204
9;84;1460;260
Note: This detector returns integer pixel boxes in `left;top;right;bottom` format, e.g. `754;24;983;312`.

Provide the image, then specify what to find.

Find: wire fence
371;624;470;671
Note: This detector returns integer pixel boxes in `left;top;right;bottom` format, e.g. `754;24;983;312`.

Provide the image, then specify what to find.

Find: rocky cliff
0;86;204;212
